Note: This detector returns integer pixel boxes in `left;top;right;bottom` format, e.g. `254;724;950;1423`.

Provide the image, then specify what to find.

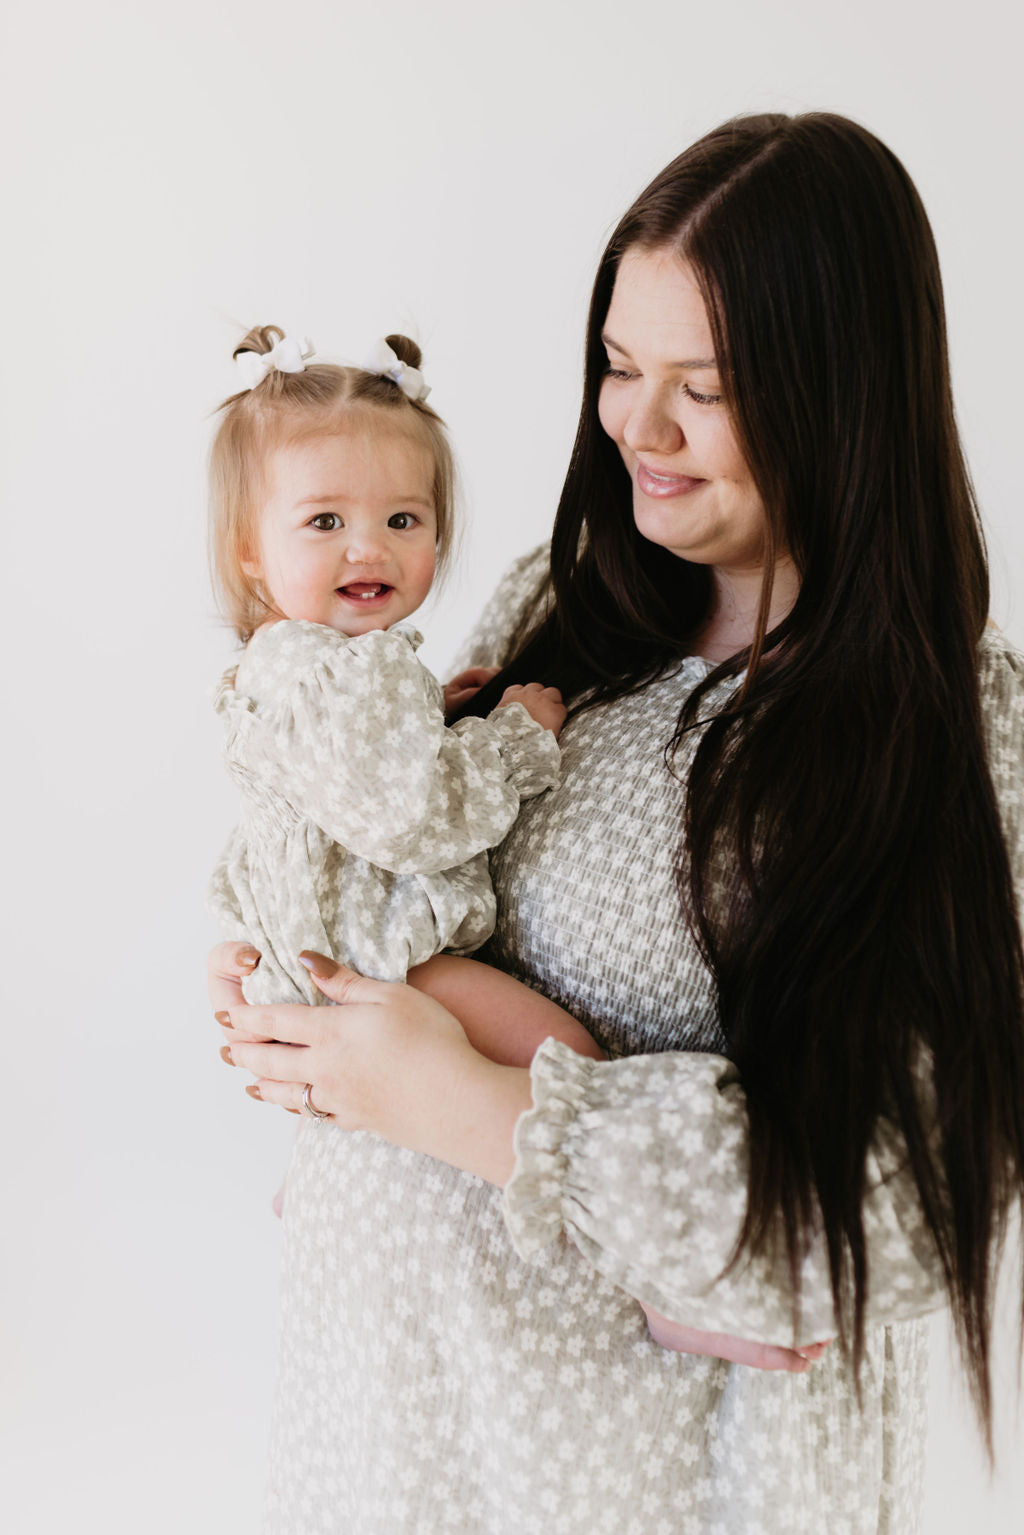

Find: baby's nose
343;531;387;562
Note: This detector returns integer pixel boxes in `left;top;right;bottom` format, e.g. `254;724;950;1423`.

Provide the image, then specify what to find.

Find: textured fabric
209;617;561;1002
262;548;1024;1534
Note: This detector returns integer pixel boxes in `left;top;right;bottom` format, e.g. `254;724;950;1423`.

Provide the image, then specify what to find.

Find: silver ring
302;1083;330;1122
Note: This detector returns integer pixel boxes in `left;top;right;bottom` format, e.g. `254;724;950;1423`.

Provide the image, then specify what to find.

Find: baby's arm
407;954;605;1066
230;625;563;875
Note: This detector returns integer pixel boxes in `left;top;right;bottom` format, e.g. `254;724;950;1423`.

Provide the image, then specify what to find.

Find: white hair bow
363;337;430;402
235;334;315;391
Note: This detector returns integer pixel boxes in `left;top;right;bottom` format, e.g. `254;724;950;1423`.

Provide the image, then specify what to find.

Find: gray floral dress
252;550;1024;1535
209;618;560;1002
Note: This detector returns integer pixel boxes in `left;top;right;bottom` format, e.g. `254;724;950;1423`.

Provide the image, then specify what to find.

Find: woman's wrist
407;1052;534;1188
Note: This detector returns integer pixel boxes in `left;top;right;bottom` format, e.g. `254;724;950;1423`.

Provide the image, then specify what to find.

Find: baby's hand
499;682;567;738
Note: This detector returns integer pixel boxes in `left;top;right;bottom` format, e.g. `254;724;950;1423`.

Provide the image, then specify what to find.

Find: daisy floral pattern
209;618;561;1001
256;553;1024;1534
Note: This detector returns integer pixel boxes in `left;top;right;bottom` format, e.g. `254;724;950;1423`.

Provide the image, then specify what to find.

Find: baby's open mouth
337;583;392;601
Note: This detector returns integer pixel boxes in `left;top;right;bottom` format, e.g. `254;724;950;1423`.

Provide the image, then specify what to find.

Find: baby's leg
407;954;605;1066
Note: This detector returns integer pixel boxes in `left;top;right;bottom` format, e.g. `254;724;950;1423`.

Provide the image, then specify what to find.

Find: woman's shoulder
451;543;553;672
977;625;1024;701
977;627;1024;800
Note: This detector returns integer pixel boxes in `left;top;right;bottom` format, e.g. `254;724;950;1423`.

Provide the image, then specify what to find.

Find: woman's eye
388;512;419;530
683;384;723;407
604;366;636;381
310;513;341;531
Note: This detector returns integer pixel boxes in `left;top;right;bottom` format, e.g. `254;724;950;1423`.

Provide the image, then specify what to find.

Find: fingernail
239;948;260;969
246;1085;263;1101
298;950;335;978
219;1045;234;1066
215;1010;233;1028
797;1342;829;1359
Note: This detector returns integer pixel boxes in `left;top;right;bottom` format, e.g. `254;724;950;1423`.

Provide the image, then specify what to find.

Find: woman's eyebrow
601;332;717;369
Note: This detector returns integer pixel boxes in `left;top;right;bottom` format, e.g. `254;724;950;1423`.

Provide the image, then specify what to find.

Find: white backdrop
2;2;1022;1531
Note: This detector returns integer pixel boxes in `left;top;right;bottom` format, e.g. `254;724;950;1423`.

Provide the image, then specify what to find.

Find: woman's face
597;246;769;575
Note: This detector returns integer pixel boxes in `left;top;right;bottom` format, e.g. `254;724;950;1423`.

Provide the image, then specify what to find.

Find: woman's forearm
420;1053;535;1187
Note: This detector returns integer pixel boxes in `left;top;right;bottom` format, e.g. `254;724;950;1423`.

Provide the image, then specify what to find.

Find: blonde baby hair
209;326;457;642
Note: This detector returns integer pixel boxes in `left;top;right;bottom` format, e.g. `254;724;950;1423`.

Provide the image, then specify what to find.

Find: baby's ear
241;554;261;579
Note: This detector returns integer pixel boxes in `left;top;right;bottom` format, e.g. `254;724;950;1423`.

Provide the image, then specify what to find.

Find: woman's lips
636;462;706;498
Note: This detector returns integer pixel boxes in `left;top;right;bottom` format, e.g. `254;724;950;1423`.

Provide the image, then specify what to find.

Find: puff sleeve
503;634;1024;1346
447;544;553;673
217;620;560;876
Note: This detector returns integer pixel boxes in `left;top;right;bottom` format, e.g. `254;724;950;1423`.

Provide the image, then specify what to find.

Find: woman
212;112;1024;1533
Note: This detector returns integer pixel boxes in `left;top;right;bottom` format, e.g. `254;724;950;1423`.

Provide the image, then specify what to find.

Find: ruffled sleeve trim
448;544;552;673
482;701;561;799
503;1038;598;1258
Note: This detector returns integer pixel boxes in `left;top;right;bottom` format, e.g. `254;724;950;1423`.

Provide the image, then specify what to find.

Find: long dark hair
458;113;1024;1442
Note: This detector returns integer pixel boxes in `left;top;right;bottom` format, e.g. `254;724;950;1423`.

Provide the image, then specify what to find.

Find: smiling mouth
337;582;393;602
636;462;706;498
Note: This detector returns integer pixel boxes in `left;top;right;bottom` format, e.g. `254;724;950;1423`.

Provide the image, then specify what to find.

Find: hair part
208;327;457;642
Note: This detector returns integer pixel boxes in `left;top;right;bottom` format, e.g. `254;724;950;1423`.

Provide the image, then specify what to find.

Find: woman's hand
217;952;533;1184
208;940;261;1012
443;665;500;715
211;949;829;1371
640;1303;831;1372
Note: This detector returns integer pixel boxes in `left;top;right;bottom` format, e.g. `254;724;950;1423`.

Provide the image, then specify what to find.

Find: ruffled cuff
485;701;561;799
503;1037;599;1259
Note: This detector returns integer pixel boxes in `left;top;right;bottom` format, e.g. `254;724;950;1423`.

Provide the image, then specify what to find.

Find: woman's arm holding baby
208;943;604;1069
211;947;823;1371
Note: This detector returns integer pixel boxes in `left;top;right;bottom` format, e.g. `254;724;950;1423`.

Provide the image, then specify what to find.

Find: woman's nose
623;391;684;457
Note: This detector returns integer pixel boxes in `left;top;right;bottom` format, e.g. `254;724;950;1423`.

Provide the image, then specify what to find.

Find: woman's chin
632;500;709;563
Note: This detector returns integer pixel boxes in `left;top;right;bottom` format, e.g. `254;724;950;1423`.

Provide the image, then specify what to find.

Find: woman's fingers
215;956;381;1066
253;1078;319;1118
298;951;385;1005
219;1001;332;1046
226;1039;311;1082
446;665;499;692
730;1339;817;1371
443;666;500;713
207;941;260;1009
641;1310;832;1372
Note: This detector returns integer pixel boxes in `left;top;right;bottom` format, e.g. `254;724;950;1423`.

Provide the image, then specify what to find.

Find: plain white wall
2;2;1021;1530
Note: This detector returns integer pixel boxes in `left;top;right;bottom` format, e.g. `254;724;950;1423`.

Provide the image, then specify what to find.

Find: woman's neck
692;559;800;664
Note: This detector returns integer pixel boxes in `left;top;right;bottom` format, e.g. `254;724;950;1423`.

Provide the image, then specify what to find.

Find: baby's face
245;417;437;637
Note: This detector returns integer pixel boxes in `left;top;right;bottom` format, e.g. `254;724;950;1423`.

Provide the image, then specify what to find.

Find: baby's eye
683;384;723;407
310;513;342;531
388;512;420;530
